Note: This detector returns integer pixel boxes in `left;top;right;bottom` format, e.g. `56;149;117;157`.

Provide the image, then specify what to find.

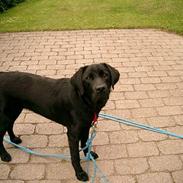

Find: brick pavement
0;29;183;183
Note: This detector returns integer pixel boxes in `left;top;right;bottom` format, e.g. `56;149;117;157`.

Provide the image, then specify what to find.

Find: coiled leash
3;114;110;183
3;113;183;182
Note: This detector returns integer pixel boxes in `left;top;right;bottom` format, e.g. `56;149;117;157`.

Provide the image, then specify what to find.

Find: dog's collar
92;113;98;126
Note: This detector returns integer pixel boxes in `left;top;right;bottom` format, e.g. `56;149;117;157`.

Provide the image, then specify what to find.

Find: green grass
0;0;183;34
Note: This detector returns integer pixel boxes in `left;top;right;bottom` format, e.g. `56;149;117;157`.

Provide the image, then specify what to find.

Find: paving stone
138;130;167;141
46;163;75;180
36;123;64;134
149;155;182;171
27;181;61;183
0;181;24;183
109;130;139;144
0;164;10;179
93;132;109;145
97;119;121;132
4;148;30;163
124;91;148;99
131;108;157;118
157;140;183;154
29;147;64;163
137;172;173;183
134;84;156;91
24;113;50;123
115;100;140;109
139;98;164;107
172;170;183;183
166;126;183;139
21;135;48;148
115;158;149;175
94;160;115;176
10;164;45;180
146;116;176;127
95;144;127;159
127;142;159;157
147;90;170;98
174;115;183;125
157;106;183;116
0;29;183;183
109;175;136;183
14;123;35;135
48;134;68;147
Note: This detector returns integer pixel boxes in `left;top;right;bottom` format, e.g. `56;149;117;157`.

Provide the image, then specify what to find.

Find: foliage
0;0;24;12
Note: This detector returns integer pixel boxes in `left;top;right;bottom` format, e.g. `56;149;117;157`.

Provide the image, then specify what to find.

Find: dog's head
71;63;120;109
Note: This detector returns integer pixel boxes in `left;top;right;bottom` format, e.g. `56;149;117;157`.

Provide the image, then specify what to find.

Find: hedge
0;0;25;12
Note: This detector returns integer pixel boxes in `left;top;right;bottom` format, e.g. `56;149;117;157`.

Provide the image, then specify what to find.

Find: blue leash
3;125;110;183
99;113;183;139
3;113;183;183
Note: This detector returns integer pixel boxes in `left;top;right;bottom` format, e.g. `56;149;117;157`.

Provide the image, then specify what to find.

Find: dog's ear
71;66;87;95
103;63;120;89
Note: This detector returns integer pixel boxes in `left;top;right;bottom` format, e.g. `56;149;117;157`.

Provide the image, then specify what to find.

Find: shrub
0;0;25;12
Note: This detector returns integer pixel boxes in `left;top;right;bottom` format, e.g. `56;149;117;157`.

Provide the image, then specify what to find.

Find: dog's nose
96;85;106;93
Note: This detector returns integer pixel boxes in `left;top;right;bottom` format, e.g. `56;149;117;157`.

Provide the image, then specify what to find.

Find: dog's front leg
67;129;89;181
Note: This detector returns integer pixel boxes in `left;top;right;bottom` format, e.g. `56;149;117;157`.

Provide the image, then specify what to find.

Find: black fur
0;63;119;181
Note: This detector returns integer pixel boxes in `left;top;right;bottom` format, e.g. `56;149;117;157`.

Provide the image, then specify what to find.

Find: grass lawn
0;0;182;34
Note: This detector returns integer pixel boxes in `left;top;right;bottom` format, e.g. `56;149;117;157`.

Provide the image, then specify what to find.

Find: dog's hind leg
0;114;12;162
5;104;23;144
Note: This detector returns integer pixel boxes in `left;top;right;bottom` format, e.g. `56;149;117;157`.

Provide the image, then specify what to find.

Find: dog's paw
76;171;89;182
11;136;22;144
90;151;99;160
0;152;12;162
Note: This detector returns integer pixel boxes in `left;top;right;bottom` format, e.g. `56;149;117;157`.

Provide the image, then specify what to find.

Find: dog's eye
103;73;108;78
99;70;108;79
86;74;94;80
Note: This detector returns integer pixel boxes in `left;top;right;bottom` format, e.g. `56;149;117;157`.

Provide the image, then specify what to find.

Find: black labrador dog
0;63;119;181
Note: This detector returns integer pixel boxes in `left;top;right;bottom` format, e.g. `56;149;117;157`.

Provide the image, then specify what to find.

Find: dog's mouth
92;90;110;105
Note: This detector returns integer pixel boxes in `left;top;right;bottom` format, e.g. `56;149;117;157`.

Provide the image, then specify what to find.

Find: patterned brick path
0;29;183;183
